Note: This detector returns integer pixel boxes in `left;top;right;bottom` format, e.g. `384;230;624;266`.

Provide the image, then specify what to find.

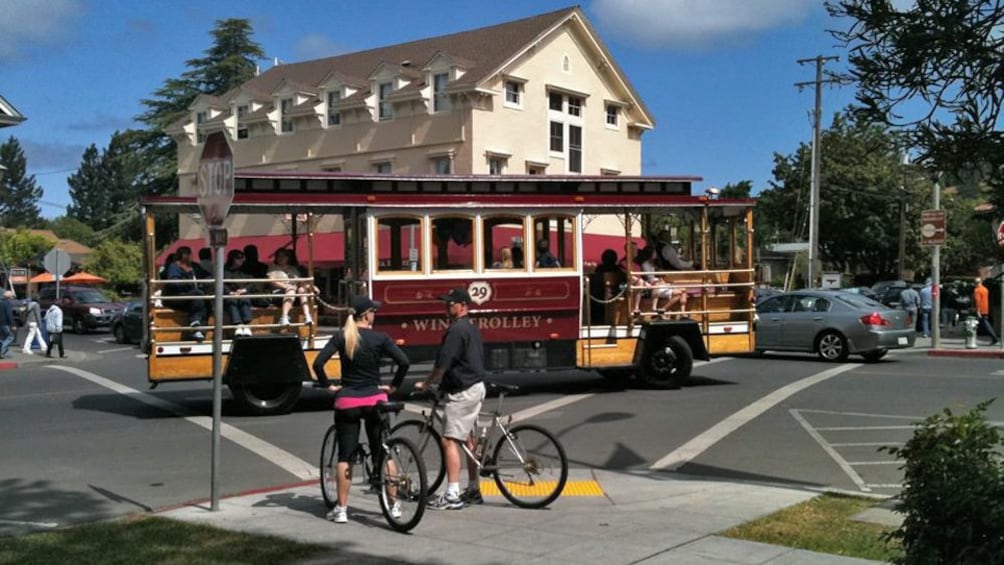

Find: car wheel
113;324;128;344
72;317;88;335
816;331;849;362
861;349;888;362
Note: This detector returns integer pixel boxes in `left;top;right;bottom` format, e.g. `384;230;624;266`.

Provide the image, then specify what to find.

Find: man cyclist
415;287;487;509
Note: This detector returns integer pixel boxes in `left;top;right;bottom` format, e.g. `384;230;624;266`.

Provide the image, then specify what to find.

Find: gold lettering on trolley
410;316;544;332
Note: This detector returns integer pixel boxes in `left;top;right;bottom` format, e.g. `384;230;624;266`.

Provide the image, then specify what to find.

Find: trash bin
964;316;979;349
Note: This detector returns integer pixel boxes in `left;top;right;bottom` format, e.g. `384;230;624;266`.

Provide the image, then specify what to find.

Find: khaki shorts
442;382;486;440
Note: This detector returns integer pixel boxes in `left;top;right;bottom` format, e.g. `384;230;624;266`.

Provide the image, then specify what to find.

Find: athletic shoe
460;488;483;505
427;492;463;510
326;506;348;523
22;350;33;355
279;316;290;326
389;501;402;519
192;331;205;342
304;315;313;326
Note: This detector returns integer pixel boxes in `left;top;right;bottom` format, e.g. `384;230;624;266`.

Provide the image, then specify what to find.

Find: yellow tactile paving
478;479;604;497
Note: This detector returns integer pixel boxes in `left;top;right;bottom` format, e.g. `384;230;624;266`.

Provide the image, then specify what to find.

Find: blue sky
0;0;860;218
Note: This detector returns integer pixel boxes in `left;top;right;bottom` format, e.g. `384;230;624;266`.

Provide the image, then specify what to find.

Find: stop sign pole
198;132;234;511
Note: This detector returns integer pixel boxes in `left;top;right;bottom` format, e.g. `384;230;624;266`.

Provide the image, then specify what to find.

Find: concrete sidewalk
0;346;88;371
160;470;887;564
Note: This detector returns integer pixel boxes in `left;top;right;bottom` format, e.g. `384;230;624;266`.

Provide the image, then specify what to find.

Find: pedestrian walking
918;280;933;338
415;287;487;509
0;290;16;359
21;295;47;355
899;285;921;332
973;278;999;345
45;300;65;358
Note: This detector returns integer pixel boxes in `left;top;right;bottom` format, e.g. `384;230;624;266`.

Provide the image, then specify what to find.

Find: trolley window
376;216;424;274
431;215;475;272
483;215;526;271
531;214;575;270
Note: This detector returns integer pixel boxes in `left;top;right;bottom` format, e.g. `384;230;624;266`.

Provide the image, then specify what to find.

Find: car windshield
833;293;886;310
74;290;110;304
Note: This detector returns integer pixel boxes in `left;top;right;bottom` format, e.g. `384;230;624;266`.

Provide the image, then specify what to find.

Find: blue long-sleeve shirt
1;298;15;326
920;285;933;310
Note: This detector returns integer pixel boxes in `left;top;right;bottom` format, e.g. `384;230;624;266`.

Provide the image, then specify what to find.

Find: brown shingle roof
241;6;577;97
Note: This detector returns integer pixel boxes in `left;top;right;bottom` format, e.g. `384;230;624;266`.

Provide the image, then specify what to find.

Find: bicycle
391;381;568;509
319;401;428;532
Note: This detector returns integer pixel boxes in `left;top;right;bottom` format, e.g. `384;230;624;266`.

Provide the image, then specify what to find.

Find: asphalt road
3;332;1004;537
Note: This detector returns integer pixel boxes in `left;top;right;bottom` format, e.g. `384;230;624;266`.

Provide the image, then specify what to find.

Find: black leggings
335;405;385;465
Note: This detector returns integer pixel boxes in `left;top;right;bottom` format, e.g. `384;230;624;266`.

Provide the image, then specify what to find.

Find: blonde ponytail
343;313;361;359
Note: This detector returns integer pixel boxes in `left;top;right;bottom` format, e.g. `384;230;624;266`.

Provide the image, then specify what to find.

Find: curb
0;361;17;371
151;478;318;514
928;348;1004;358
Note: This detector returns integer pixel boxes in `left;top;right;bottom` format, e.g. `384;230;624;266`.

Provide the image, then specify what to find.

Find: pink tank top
334;392;388;411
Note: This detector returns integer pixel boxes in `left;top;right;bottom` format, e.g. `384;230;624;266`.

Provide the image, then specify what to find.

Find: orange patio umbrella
62;271;107;284
29;272;55;284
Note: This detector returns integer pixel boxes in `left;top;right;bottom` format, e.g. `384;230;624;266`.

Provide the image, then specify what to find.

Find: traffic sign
920;209;946;247
197;132;234;227
43;248;72;278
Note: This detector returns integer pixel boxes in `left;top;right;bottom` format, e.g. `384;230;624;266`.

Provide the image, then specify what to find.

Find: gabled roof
0;94;26;128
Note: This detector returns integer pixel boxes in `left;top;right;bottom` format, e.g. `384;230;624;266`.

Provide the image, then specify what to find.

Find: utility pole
898;153;910;279
796;55;839;288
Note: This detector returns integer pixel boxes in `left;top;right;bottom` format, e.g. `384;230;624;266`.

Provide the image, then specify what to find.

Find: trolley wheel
641;336;692;389
319;424;339;509
378;437;428;533
229;382;302;415
390;420;445;494
492;424;568;509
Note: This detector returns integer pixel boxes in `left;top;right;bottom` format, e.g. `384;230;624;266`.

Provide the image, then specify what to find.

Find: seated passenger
511;246;525;269
268;248;313;327
492;247;514;269
535;239;561;268
224;250;254;336
163;246;207;341
589;249;625;324
657;231;693;271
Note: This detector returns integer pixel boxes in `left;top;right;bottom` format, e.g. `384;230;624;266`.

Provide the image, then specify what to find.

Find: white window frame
280;97;294;133
567;96;582;117
605;104;619;129
432;156;452;175
488;156;506;175
374;161;392;174
504;80;522;109
433;72;450;113
568;124;583;174
549;121;564;155
378;82;394;121
236;105;249;139
327;91;341;126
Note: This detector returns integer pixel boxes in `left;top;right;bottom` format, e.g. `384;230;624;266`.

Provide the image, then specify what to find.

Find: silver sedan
754;290;916;362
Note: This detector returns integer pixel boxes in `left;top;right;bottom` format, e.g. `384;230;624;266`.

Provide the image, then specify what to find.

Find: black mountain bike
319;401;428;532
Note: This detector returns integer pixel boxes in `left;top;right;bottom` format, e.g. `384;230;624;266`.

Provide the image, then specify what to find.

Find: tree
827;1;1004;211
66;144;107;228
48;216;95;247
185;19;265;96
0;229;52;269
0;136;43;228
720;180;753;199
83;238;143;289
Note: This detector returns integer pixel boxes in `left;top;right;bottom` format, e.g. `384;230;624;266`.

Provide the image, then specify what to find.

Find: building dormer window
280;97;294;133
195;111;207;143
327;91;341;126
567;96;582;117
236;104;249;139
378;82;394;120
504;80;522;108
605;104;619;128
433;72;450;113
549;92;563;111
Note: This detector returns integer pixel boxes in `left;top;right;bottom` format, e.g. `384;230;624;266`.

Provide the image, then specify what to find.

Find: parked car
755;290;916;362
840;286;880;301
871;280;910;308
38;286;124;334
111;301;144;345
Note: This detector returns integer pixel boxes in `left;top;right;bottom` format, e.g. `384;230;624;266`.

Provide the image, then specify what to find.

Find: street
2;332;1004;538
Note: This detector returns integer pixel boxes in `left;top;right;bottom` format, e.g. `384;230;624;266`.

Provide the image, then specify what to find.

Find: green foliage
0;136;43;228
83;239;143;288
720;180;753;199
47;216;95;247
882;400;1004;564
0;229;53;268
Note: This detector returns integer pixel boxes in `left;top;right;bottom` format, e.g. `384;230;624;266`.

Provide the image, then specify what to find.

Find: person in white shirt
45;301;65;358
21;296;47;355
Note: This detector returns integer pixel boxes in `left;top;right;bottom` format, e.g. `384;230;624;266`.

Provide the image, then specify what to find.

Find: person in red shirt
973;278;999;345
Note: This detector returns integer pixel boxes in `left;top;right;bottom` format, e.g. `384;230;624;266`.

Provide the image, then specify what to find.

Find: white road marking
790;409;872;492
51;366;316;481
0;519;59;528
815;425;915;431
866;483;903;489
829;442;903;447
847;461;900;466
510;394;593;424
97;347;134;354
794;408;920;420
649;363;862;471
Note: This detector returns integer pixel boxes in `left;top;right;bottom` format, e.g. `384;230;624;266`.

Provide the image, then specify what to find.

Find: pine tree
185;19;265;96
67;144;107;227
0;136;43;228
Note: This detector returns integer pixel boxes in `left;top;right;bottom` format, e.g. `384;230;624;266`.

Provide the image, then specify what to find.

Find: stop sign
997;220;1004;248
197;132;234;227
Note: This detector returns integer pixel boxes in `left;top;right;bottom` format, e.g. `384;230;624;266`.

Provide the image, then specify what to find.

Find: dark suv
38;286;124;334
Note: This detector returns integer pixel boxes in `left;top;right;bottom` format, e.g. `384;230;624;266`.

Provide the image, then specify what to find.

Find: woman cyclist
313;295;410;524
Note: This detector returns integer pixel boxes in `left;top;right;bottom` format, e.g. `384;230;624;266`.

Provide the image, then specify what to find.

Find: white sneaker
279;316;290;327
326;506;348;523
192;331;205;342
390;501;402;519
242;327;253;336
304;315;313;326
22;350;33;355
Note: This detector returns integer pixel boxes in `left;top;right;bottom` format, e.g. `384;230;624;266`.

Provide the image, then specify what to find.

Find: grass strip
0;516;328;565
720;493;903;562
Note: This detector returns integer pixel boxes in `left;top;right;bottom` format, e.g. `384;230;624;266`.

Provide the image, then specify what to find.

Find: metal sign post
43;248;71;300
198;132;234;512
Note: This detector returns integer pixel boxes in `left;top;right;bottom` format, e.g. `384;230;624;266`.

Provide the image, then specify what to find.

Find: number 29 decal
467;281;493;305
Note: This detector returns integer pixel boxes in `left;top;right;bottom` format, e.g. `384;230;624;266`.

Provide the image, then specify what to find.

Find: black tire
320;424;339;509
72;317;87;335
491;424;568;509
816;331;849;362
861;348;888;362
378;437;427;533
641;335;693;389
390;420;445;494
113;324;128;344
229;382;302;415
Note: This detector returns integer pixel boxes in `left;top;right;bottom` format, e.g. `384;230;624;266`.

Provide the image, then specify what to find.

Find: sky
0;0;865;219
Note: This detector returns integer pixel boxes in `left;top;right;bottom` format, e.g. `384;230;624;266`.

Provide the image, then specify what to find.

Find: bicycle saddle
376;401;405;414
487;381;519;394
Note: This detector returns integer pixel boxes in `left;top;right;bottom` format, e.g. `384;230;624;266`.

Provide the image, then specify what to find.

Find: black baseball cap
439;288;472;304
351;295;382;315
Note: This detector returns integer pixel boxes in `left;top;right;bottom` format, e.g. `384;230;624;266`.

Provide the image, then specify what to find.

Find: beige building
168;6;653;247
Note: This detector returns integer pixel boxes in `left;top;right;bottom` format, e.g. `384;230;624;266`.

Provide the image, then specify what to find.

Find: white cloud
0;0;83;62
293;34;346;61
591;0;816;49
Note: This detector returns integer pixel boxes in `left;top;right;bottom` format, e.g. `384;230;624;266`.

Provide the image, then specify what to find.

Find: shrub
882;400;1004;564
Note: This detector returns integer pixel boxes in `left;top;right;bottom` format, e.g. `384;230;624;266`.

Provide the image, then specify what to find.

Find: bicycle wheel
319;424;339;509
491;424;568;509
390;420;445;493
378;437;428;533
